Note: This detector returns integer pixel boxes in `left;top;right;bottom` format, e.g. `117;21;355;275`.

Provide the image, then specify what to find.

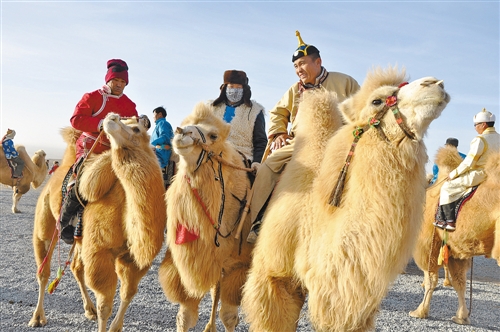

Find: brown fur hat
222;70;249;86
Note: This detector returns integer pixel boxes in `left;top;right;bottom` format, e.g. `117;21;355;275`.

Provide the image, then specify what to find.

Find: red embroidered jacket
70;89;138;160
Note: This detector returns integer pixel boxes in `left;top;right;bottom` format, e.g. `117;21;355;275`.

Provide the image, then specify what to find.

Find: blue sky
1;0;499;173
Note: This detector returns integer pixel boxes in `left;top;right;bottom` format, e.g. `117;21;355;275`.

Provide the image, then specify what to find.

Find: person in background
434;108;499;231
210;70;267;176
59;59;140;244
1;129;25;179
247;31;360;243
48;161;60;175
150;106;174;189
429;137;466;185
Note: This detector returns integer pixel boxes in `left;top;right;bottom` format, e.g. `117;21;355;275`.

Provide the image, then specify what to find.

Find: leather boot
59;186;83;228
441;202;456;221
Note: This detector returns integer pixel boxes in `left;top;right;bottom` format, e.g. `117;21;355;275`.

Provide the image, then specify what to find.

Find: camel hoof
409;310;427;319
443;279;452;287
85;309;98;321
12;208;21;213
28;316;47;327
452;316;470;325
202;323;216;332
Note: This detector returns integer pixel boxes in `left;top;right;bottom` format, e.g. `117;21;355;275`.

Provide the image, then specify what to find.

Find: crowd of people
3;30;498;244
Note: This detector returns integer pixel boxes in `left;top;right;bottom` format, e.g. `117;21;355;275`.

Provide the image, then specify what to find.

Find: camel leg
443;265;452;287
12;190;21;213
203;282;220;332
409;270;439;319
447;258;471;325
85;249;119;332
28;236;56;327
217;261;253;332
242;272;305;332
69;245;97;321
158;249;201;332
108;253;149;332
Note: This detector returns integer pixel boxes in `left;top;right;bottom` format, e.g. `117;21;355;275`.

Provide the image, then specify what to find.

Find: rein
185;174;234;247
188;125;253;173
329;83;416;206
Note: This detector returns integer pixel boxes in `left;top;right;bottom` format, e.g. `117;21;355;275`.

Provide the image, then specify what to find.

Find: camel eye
372;99;383;106
132;127;140;133
209;134;218;141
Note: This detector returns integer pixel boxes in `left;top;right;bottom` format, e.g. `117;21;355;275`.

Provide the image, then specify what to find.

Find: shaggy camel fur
158;102;253;332
410;146;500;325
241;67;450;332
29;114;166;332
0;146;47;213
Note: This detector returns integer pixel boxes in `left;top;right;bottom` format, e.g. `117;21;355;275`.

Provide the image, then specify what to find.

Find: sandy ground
0;178;499;332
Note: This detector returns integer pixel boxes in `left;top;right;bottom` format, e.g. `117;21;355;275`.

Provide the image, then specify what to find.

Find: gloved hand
139;114;151;130
251;162;261;173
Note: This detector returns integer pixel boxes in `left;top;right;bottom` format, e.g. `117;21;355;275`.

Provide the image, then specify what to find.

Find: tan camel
410;146;500;324
158;102;254;332
29;113;166;332
241;67;450;331
0;146;47;213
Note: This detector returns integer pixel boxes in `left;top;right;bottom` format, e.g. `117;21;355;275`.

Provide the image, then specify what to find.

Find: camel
29;113;166;332
158;102;254;332
241;66;450;331
410;145;500;325
0;146;48;213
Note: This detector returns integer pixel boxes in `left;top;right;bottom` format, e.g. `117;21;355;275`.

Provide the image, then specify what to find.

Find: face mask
226;88;243;103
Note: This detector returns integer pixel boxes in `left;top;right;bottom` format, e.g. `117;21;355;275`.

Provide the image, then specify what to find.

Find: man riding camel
59;59;140;244
247;31;360;242
1;129;25;179
434;108;500;231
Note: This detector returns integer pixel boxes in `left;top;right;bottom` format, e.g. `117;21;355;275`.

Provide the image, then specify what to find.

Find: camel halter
188;126;253;173
329;82;416;206
180;125;252;246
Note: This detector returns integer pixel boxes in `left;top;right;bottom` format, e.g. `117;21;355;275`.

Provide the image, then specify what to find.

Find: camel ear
339;98;357;125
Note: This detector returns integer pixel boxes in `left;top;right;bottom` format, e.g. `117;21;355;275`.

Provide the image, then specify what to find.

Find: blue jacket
150;117;174;168
2;139;19;159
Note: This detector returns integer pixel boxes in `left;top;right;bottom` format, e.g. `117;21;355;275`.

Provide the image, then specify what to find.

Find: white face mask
226;87;243;103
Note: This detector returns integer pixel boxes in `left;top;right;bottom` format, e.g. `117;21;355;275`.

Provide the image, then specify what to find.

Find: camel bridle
329;83;416;207
180;125;252;247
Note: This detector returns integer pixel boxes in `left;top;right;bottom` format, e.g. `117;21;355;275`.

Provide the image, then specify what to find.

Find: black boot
60;226;75;244
441;202;456;221
59;186;83;229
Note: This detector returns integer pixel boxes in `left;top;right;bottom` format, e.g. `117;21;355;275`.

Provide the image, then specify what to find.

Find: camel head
103;113;150;150
32;150;47;166
340;66;450;142
173;102;230;161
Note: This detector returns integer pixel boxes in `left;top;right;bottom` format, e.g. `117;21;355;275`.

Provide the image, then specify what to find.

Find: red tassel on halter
175;223;199;244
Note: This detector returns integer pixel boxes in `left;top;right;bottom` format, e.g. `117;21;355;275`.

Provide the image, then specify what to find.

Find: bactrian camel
29;113;166;332
0;146;47;213
158;102;254;332
241;66;450;331
410;145;500;324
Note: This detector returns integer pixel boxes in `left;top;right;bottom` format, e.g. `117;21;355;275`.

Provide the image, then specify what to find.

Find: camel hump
295;90;343;139
60;126;82;145
434;145;463;172
485;150;500;186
